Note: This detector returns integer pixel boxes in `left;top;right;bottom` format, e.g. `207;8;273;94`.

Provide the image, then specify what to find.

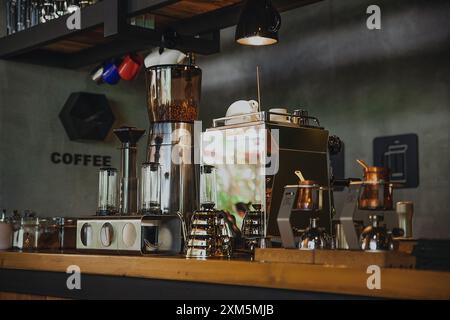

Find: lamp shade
235;0;281;46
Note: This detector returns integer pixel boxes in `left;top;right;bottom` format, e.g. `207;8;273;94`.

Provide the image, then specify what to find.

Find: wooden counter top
1;251;449;299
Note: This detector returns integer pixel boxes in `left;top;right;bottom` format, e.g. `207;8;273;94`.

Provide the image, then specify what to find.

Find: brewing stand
333;181;400;250
277;184;326;249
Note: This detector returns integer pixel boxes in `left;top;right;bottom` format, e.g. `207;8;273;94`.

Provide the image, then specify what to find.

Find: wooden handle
295;170;306;182
356;159;369;170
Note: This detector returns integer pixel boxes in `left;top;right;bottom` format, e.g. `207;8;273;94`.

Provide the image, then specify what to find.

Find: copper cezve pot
357;160;393;210
294;171;322;211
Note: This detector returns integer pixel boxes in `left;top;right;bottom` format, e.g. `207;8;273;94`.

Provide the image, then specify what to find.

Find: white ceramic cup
225;100;259;125
226;100;259;117
269;108;289;122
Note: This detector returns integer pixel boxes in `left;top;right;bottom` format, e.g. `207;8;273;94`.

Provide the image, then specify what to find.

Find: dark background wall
0;0;449;238
0;62;148;216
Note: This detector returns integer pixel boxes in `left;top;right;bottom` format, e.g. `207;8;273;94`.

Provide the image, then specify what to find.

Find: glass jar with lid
38;217;61;250
21;217;40;250
60;217;77;250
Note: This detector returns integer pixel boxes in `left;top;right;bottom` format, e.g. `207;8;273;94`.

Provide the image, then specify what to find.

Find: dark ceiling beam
65;26;219;68
274;0;325;11
127;0;181;17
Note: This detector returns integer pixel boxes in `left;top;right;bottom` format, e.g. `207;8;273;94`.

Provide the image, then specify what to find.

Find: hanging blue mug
102;61;121;85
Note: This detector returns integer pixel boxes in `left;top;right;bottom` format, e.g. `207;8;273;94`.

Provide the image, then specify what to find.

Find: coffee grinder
76;59;201;254
144;62;201;219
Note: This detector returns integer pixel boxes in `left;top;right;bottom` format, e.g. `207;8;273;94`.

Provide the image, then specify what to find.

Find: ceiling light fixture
235;0;281;46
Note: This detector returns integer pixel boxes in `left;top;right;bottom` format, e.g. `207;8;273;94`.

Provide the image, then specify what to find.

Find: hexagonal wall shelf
59;92;115;141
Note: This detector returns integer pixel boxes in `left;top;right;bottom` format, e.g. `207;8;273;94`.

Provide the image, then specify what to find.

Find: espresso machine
203;110;333;246
144;63;201;219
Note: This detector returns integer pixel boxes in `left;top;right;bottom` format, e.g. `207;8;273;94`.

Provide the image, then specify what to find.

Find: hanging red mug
118;53;143;81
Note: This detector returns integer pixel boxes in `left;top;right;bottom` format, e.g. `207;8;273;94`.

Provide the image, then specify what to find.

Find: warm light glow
236;36;278;46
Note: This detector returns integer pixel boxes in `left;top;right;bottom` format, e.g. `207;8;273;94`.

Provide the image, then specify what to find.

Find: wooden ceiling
43;28;107;53
43;0;244;54
153;0;242;19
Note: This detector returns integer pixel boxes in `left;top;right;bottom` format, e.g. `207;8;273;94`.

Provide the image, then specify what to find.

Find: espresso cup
118;53;143;81
102;61;121;85
226;100;259;117
269;108;289;122
91;64;104;84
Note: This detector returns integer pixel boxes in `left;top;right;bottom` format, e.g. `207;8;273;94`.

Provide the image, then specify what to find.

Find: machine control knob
328;135;343;155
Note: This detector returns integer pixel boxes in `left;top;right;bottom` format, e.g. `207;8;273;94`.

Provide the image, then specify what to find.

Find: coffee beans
149;99;198;122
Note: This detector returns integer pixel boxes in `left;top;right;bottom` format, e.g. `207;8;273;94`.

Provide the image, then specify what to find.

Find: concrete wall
197;0;450;238
0;61;148;216
0;0;449;238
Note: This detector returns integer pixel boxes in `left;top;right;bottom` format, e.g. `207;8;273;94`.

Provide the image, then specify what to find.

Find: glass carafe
200;165;216;209
140;162;162;214
360;215;394;251
186;165;219;258
97;167;118;216
299;218;332;250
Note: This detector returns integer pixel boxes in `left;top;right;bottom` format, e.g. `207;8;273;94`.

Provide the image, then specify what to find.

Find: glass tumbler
140;162;162;214
97;167;118;216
